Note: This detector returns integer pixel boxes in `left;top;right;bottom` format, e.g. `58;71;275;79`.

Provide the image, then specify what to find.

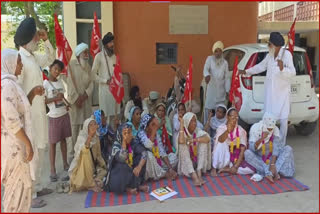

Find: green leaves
3;1;63;48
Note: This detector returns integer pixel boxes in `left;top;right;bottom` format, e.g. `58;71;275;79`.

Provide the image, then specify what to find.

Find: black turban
269;32;285;47
102;32;114;45
14;17;37;48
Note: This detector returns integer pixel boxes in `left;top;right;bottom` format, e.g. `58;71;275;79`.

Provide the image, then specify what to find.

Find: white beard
79;57;90;70
268;47;275;58
25;40;39;53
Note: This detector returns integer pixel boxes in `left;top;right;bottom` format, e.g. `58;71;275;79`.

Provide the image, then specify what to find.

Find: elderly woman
124;86;148;120
155;103;176;153
177;112;211;186
104;123;149;194
69;117;107;193
211;108;255;177
1;49;44;212
134;114;178;181
173;103;204;150
127;106;142;137
93;109;117;161
245;112;295;183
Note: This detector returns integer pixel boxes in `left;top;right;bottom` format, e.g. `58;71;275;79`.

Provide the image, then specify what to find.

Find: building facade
63;1;258;100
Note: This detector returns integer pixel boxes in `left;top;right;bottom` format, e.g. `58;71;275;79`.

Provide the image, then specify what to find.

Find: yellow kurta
69;118;107;192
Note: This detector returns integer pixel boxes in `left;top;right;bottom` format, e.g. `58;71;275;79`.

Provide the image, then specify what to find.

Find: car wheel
294;120;318;136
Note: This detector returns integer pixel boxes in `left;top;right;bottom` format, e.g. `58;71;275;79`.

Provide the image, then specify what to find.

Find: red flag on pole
109;55;124;104
229;56;242;111
288;18;296;55
90;12;101;59
54;14;72;76
182;56;193;104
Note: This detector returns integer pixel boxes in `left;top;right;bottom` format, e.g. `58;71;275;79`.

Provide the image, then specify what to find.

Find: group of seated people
68;86;295;195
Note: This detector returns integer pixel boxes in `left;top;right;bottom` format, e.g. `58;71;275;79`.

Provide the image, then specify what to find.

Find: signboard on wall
169;5;208;34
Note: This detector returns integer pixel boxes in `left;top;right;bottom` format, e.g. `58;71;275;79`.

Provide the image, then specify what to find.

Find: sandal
56;183;64;194
63;182;70;193
50;174;59;182
61;175;70;181
31;198;47;208
37;188;53;197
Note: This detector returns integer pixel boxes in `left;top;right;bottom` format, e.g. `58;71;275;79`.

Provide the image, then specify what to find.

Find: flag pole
281;17;296;60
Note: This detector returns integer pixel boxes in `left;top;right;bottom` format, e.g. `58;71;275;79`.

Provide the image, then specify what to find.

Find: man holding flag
92;32;120;125
15;17;55;208
239;31;296;145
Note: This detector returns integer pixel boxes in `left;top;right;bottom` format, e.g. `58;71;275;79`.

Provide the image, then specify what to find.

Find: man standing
66;43;94;161
203;41;230;124
239;32;296;145
92;32;120;124
15;17;55;208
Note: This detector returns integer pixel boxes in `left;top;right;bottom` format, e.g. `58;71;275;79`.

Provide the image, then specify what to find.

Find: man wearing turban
92;32;120;125
15;17;55;208
64;43;94;161
239;32;296;146
203;41;231;124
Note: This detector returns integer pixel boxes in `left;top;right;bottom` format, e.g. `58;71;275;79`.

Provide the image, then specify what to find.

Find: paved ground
22;122;318;213
2;123;319;212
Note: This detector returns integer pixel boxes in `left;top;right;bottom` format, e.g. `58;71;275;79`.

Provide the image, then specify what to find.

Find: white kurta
17;40;55;149
203;56;230;109
246;49;296;119
64;59;94;125
92;50;119;116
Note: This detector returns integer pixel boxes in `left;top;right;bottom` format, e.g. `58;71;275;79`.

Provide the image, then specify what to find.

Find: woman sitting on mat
104;123;149;194
127;106;142;138
134;114;178;181
211;107;255;177
69;117;107;192
245;112;295;183
177;112;211;186
93;109;117;161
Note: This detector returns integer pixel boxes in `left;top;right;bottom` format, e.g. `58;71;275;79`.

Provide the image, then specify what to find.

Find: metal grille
156;43;177;64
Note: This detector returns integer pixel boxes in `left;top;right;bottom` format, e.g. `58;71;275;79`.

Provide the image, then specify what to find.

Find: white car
200;43;319;135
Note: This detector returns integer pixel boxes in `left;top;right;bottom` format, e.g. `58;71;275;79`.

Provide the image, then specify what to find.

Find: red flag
90;12;101;59
54;14;72;76
42;72;48;81
229;56;242;111
288;18;296;55
109;55;124;104
182;56;193;104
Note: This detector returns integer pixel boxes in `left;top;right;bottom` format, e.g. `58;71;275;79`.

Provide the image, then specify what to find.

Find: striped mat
85;174;309;208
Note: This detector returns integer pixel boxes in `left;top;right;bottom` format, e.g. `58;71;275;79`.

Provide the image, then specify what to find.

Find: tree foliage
3;1;63;48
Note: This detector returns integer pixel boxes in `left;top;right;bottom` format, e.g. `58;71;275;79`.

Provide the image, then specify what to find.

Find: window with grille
156;43;177;64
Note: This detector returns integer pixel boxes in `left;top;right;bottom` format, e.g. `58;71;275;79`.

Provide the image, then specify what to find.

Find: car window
254;51;308;76
293;51;308;75
254;52;268;76
223;49;245;71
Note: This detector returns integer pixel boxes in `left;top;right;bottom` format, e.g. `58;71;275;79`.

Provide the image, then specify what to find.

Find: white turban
75;43;88;57
149;91;160;100
212;41;224;53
